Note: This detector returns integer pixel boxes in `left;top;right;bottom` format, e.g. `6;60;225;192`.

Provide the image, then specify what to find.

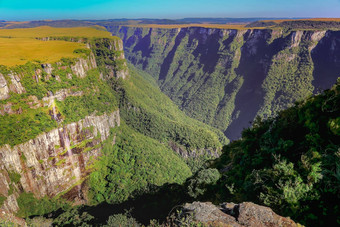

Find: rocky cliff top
181;201;298;227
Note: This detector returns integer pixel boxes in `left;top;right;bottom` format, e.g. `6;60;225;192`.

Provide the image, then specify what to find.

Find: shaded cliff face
0;37;125;215
108;26;339;140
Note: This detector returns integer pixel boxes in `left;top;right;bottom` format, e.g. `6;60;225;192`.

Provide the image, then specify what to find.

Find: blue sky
0;0;339;21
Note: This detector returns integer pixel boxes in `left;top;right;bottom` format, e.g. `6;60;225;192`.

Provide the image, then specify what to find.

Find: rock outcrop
71;54;97;78
0;73;9;100
182;201;298;227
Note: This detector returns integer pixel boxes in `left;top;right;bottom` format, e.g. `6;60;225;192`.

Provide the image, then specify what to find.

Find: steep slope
118;64;227;157
108;25;339;140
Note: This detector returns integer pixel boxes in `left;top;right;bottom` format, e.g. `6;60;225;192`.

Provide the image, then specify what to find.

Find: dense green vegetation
52;206;94;226
7;29;339;226
24;74;339;226
258;39;315;119
212;80;340;226
117;65;227;151
56;69;118;124
16;192;69;218
90;38;127;73
104;213;140;227
0;106;57;146
88;123;192;205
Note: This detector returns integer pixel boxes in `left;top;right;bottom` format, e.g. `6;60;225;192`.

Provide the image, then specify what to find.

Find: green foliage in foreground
187;168;220;198
52;206;94;226
214;80;340;226
118;64;228;151
88;124;192;205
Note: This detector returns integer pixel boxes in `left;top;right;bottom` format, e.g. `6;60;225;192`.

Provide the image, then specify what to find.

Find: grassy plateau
0;26;112;66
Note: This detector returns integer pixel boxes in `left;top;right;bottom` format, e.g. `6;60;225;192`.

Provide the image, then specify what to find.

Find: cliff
108;25;340;140
0;111;120;214
0;36;125;216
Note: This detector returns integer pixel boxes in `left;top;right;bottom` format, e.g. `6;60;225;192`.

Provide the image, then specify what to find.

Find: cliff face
108;26;340;140
0;37;125;215
0;111;120;213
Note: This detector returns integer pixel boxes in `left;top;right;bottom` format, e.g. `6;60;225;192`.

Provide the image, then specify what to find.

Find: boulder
182;201;298;227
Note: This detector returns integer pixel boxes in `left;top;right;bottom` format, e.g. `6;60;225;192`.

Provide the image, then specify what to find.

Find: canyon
0;23;338;226
107;25;340;140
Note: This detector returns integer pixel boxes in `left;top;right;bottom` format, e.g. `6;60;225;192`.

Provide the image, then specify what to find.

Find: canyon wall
108;26;340;140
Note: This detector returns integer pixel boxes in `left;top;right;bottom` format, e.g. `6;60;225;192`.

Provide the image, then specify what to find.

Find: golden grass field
0;26;112;66
127;18;340;30
0;26;112;38
262;18;340;23
0;38;86;66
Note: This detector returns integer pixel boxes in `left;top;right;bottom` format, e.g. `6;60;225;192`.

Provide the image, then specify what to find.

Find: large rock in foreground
182;201;298;227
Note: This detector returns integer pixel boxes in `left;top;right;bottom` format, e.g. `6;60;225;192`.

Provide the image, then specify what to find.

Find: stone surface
183;202;241;227
168;141;220;158
71;54;97;78
42;88;84;106
183;202;298;227
236;202;297;227
0;73;9;100
41;63;53;76
8;73;25;95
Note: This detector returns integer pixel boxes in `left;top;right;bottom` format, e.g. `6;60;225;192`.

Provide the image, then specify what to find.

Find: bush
52;207;93;226
187;168;220;198
104;213;140;227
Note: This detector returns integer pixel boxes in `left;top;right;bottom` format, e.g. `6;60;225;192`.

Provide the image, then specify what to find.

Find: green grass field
0;26;112;66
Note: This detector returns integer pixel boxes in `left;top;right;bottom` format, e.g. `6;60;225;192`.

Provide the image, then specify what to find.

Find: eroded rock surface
0;111;120;213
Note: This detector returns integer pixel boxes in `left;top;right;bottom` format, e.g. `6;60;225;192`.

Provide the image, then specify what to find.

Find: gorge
107;25;340;140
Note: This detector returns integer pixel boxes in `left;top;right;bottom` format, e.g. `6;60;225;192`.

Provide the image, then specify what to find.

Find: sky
0;0;339;21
